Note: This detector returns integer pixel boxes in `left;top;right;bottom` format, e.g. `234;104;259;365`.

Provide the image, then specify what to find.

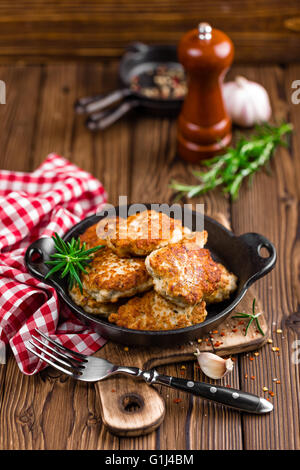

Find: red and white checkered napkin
0;154;108;374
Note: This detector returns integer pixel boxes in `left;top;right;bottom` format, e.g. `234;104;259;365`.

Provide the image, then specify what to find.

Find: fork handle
147;371;273;414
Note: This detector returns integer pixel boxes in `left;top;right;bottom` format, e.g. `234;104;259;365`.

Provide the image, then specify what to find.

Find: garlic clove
194;350;234;379
223;75;272;128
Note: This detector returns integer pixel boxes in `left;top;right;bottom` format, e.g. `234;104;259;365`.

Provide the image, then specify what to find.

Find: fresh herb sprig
45;233;104;293
170;122;292;201
232;298;264;336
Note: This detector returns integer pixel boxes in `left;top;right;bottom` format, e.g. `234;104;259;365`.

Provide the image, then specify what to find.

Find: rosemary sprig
45;232;104;293
170;122;293;200
232;298;264;336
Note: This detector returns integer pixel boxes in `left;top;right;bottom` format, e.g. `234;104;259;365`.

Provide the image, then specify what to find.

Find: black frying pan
74;43;185;131
25;205;276;347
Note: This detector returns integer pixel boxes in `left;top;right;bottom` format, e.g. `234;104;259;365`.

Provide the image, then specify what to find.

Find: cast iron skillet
74;42;184;131
25;205;276;347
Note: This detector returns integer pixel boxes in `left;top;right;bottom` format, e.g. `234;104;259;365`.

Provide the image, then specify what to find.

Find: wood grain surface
0;1;299;63
0;61;299;449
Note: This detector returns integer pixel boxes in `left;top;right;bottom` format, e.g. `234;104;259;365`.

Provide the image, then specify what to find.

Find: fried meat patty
108;290;207;330
77;246;153;303
106;210;195;257
145;240;237;307
69;285;121;316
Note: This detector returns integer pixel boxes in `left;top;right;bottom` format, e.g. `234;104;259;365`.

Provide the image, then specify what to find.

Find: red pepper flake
212;330;218;334
244;373;248;379
276;380;281;384
251;375;256;380
232;328;238;333
220;332;226;337
269;391;275;397
214;341;222;347
249;357;254;361
111;389;116;393
173;398;182;404
238;320;244;325
231;357;236;362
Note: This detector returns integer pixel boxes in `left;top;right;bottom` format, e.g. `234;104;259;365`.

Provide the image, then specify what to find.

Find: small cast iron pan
74;42;185;131
25;205;276;347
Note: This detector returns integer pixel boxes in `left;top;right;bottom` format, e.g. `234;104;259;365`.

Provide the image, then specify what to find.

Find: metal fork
26;329;273;414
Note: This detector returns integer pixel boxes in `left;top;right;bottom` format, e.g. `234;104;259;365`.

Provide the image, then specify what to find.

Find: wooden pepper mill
177;23;234;163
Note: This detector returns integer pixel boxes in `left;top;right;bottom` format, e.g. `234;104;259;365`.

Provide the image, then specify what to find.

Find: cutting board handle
95;377;165;436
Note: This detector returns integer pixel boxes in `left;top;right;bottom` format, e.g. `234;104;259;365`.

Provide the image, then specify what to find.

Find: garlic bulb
194;350;234;380
223;76;272;127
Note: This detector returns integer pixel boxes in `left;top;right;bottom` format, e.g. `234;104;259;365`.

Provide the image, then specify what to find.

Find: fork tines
25;328;87;377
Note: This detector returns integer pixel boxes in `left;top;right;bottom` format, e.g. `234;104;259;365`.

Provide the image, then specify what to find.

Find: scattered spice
180;365;186;370
263;387;268;392
220;332;226;337
131;65;187;100
249;356;254;361
251;375;256;380
123;346;129;352
173;398;182;404
197;338;203;343
212;330;219;334
245;373;248;379
276;329;283;334
232;328;238;333
276;380;281;384
267;338;273;344
269;391;275;397
272;346;280;352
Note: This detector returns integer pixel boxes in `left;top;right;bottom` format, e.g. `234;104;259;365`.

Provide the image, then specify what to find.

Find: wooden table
0;60;300;450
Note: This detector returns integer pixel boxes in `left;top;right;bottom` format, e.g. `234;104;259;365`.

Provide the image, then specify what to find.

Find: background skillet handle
153;373;273;414
86;99;140;131
238;232;277;286
74;88;132;115
25;238;65;296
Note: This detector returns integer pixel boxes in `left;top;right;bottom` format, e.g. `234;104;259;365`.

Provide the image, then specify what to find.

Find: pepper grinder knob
177;23;234;163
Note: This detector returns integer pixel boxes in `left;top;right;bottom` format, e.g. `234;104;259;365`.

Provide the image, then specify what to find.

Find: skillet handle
86;99;140;131
238;232;277;287
74;88;132;115
25;238;65;296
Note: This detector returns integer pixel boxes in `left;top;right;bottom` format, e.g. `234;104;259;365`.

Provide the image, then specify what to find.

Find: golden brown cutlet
70;218;153;304
145;240;237;307
106;210;194;257
79;217;120;249
69;284;121;316
108;290;207;330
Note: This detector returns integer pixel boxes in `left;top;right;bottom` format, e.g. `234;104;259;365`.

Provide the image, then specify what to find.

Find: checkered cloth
0;154;108;374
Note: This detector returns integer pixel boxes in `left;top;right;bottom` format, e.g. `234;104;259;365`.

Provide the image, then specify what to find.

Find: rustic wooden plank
0;64;41;171
0;1;299;63
229;65;300;450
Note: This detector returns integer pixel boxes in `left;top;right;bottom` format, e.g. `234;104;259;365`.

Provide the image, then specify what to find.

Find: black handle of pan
74;88;133;115
25;237;66;297
238;232;277;288
86;99;140;131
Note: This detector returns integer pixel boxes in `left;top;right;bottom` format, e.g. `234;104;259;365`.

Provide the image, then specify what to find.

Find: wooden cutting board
94;290;268;436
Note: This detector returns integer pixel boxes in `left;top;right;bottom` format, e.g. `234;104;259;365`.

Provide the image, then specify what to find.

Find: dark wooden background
0;0;300;451
0;0;299;63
